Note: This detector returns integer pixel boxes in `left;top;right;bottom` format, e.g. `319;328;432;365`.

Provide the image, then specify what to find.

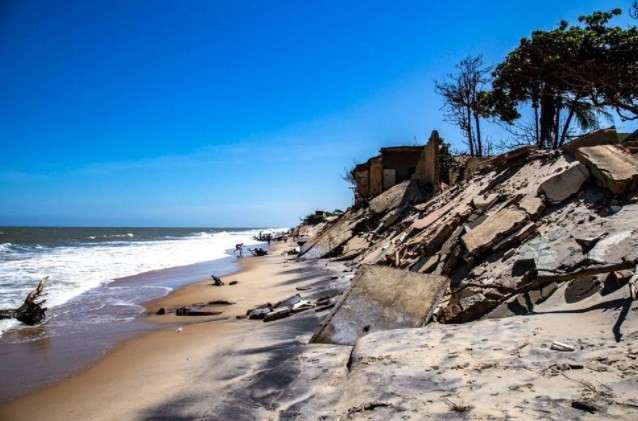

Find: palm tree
559;97;613;146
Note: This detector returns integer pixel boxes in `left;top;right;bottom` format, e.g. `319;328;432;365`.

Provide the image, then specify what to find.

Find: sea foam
0;228;284;336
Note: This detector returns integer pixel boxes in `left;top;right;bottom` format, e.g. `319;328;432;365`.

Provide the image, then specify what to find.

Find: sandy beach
4;2;638;420
0;242;348;420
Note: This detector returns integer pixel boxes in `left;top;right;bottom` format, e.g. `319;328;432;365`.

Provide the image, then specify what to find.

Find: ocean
0;226;286;400
0;227;283;338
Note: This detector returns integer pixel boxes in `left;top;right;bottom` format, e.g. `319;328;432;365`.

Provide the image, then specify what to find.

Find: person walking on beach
235;243;244;257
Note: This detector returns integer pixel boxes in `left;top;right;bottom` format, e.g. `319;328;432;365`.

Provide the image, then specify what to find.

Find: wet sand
0;243;347;421
0;255;240;402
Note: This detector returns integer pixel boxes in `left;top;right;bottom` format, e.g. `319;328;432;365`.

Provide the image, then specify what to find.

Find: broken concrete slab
339;235;370;259
411;200;470;231
247;303;273;319
561;127;618;155
535;261;636;283
300;210;365;259
517;234;589;277
464;157;493;179
412;202;453;230
483;282;558;319
574;232;605;248
175;307;223;316
411;253;439;273
440;289;502;323
368;180;426;214
492;222;537;252
287;296;638;420
538;162;590;204
575;145;638;194
310;265;448;345
588;230;638;265
472;193;499;211
276;294;302;308
518;195;545;219
263;307;291;322
418;215;470;258
564;276;601;303
461;207;528;256
490;146;537;170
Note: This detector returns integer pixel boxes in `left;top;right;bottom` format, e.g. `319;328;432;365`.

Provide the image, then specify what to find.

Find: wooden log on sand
249;248;268;257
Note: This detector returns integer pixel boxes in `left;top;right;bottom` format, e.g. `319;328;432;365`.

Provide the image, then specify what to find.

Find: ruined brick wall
415;130;441;192
369;156;383;197
354;169;369;199
382;150;422;171
381;149;422;186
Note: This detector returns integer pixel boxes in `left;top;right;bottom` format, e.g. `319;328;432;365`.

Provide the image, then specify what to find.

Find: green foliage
301;210;343;225
438;141;454;178
488;8;638;149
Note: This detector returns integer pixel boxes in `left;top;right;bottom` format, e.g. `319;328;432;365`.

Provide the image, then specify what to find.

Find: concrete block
310;265;448;345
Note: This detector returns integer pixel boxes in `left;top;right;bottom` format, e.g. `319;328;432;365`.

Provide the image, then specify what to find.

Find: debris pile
246;289;345;323
299;127;638;327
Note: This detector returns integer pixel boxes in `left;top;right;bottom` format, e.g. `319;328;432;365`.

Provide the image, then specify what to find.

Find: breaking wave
0;227;287;336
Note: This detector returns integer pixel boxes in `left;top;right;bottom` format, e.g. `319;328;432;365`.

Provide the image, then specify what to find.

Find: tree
435;56;491;157
487;9;638;149
488;19;587;148
561;10;638;122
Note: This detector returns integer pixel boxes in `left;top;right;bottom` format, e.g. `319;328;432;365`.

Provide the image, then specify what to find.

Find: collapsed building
352;130;443;202
300;126;638;327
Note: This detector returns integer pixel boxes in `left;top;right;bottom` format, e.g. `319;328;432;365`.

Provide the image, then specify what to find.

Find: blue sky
1;0;636;227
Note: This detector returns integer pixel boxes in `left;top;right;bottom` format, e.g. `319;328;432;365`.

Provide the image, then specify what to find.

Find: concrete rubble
575;144;638;194
538;161;590;204
299;179;429;260
297;131;638;325
267;129;638;419
561;126;620;153
461;207;528;256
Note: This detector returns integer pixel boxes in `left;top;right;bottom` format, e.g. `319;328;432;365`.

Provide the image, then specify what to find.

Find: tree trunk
465;105;475;157
0;277;48;325
539;92;556;149
474;111;483;157
560;105;576;147
534;104;540;146
553;106;561;149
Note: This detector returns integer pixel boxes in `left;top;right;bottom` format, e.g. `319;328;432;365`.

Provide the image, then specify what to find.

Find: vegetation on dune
435;55;492;158
301;210;344;225
436;6;638;153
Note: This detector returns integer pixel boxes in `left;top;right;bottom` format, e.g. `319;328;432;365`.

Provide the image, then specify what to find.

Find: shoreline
0;241;348;420
0;251;243;403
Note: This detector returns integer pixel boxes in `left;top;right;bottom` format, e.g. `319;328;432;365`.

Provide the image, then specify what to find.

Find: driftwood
253;232;273;242
249;248;268;257
0;276;48;325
